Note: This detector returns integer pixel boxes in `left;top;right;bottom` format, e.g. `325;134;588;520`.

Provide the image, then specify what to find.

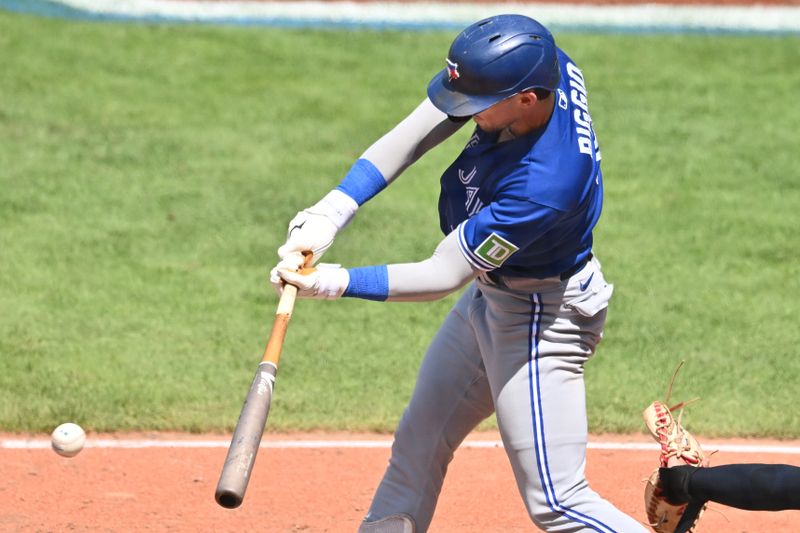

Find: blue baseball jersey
438;49;602;280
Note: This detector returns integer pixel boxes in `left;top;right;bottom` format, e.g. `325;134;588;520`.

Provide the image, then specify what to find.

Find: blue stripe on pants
527;293;617;533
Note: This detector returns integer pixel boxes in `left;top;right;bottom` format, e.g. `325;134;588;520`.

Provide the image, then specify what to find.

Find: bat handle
277;283;298;315
262;284;297;365
262;250;310;365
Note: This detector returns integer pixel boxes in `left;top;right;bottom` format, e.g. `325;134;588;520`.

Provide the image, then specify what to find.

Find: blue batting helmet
427;14;560;118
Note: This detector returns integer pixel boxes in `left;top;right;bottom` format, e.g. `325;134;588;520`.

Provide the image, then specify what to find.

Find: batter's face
472;93;530;133
472;90;552;138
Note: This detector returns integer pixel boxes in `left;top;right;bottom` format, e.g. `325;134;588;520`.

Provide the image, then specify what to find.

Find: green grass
1;11;799;437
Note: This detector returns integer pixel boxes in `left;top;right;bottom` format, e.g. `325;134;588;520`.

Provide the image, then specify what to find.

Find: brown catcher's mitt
643;400;705;468
642;362;708;533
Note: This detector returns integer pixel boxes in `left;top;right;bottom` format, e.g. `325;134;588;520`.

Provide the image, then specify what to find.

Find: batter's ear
518;90;539;107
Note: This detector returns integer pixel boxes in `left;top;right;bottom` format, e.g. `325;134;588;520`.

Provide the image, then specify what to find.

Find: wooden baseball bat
214;256;310;509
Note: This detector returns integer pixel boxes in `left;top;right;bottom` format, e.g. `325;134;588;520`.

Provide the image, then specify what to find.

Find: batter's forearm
282;97;455;273
361;98;465;183
325;99;464;214
385;260;475;302
343;230;478;302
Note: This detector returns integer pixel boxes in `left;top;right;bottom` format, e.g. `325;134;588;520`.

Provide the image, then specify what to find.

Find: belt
559;253;593;281
484;253;593;287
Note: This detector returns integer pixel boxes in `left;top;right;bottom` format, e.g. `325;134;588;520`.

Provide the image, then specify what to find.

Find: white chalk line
4;438;800;454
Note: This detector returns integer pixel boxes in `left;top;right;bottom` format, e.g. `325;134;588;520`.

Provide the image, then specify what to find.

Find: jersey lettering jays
438;49;603;279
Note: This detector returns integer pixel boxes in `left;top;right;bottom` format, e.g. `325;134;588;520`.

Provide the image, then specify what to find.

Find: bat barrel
215;488;244;510
214;361;278;508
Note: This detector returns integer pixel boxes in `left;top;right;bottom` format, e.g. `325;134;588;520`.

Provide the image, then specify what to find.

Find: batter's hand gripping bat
214;255;311;509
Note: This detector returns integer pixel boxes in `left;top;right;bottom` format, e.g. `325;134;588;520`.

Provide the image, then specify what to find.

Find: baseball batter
271;15;647;532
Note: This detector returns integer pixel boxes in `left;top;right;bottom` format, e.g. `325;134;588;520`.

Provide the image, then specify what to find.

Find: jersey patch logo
446;58;460;81
475;233;519;268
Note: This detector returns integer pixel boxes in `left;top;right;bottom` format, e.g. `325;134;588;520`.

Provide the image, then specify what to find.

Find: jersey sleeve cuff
457;223;494;271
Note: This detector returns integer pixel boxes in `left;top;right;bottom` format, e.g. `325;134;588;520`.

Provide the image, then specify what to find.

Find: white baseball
51;422;86;458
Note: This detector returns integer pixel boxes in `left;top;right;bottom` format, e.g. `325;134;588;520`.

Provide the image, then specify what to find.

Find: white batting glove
269;252;305;296
278;190;358;264
269;251;306;293
270;260;350;300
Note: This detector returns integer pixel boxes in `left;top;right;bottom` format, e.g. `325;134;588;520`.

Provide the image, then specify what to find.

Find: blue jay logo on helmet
446;59;460;81
427;14;561;118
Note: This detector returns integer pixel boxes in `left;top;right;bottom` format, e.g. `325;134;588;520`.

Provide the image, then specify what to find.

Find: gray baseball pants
363;258;647;532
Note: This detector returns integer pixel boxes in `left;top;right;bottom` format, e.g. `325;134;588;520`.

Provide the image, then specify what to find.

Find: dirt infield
2;431;799;532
